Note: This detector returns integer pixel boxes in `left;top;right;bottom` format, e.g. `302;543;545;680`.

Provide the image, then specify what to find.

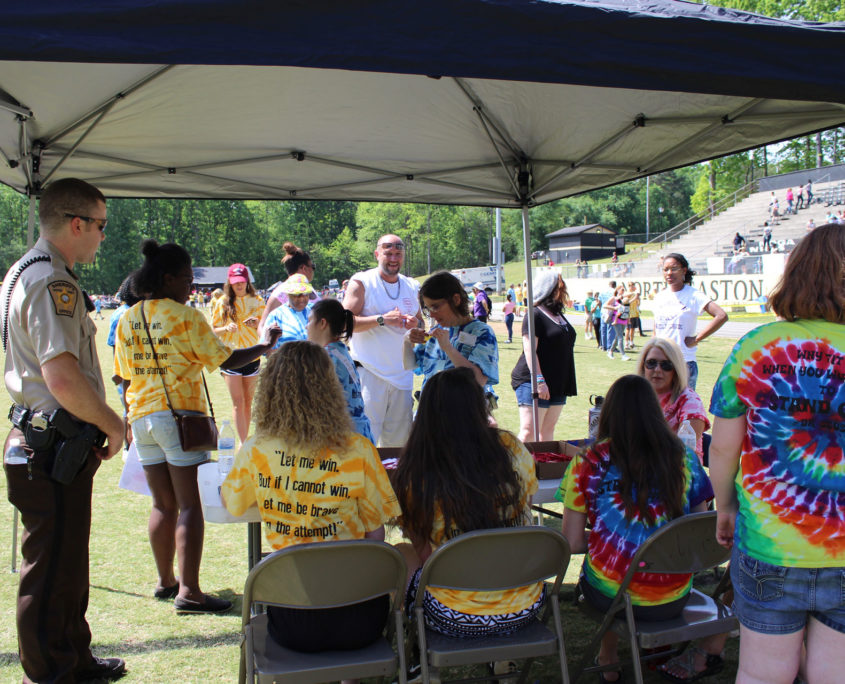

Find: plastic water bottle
217;420;235;480
678;419;697;455
588;395;603;440
4;437;28;465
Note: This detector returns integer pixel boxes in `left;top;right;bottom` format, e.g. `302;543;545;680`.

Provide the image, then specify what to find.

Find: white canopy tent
1;0;843;437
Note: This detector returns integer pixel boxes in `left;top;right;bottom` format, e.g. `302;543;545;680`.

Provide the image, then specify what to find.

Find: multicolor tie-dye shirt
659;388;710;462
557;440;713;605
326;340;375;444
426;431;541;615
211;294;264;349
222;432;399;549
265;303;312;350
114;299;232;423
710;320;845;567
412;319;499;390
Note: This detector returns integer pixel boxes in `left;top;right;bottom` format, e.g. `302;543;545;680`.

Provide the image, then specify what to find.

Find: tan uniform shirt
1;237;104;413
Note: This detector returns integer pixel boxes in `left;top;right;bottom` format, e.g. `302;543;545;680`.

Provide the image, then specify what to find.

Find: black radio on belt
9;405;106;484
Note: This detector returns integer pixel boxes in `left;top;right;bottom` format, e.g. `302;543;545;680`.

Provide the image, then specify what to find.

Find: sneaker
607;351;614;359
76;656;126;682
620;355;631;361
174;594;232;614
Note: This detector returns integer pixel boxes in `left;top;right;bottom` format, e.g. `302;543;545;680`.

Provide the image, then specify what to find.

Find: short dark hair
39;178;106;235
310;298;355;341
132;239;191;298
419;271;469;317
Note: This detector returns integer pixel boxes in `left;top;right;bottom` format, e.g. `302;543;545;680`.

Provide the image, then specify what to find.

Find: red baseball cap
228;263;249;284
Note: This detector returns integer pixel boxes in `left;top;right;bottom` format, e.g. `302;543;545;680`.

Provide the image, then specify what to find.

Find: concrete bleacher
623;179;843;278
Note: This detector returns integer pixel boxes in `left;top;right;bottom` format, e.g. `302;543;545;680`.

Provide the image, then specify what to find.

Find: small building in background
545;224;624;263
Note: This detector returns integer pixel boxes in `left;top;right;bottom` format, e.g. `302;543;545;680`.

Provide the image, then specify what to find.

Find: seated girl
221;341;399;656
394;367;541;637
306;298;375;443
558;374;725;683
636;337;710;462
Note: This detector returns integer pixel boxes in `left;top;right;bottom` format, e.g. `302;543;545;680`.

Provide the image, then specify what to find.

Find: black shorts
627;316;640;329
267;594;389;652
220;359;260;377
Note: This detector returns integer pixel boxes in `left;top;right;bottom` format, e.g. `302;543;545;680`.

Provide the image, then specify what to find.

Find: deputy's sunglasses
64;213;108;232
644;358;674;371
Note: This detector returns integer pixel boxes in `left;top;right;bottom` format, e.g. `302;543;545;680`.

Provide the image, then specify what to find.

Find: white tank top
348;267;420;389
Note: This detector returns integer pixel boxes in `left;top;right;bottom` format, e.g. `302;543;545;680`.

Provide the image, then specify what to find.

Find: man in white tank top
343;235;421;446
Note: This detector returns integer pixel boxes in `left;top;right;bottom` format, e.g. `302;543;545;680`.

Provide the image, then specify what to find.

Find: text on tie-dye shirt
710;320;845;567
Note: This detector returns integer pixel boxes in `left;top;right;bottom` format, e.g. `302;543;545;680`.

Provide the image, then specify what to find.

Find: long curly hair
597;374;686;525
253;341;353;452
394;367;524;545
221;279;257;324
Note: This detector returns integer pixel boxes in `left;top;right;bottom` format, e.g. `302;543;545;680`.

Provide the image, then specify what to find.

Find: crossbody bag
140;302;218;451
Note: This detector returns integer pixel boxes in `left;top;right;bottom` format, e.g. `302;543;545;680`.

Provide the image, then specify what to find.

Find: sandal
595;657;623;683
657;646;724;683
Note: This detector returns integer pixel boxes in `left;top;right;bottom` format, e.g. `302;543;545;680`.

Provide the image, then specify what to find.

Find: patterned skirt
405;567;544;638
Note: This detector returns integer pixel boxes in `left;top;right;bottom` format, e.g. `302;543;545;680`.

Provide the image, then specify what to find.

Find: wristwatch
376;315;385;327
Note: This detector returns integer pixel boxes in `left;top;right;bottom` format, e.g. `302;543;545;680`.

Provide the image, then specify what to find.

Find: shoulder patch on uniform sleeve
47;281;78;317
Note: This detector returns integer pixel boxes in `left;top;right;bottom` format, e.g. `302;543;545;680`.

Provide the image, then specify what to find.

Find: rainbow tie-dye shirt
557;440;713;605
710;320;845;567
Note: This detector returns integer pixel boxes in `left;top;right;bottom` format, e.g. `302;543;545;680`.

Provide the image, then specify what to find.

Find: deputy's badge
47;281;78;317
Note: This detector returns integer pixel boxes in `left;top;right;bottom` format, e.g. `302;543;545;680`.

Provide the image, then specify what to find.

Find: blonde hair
253;341;353;451
636;337;688;400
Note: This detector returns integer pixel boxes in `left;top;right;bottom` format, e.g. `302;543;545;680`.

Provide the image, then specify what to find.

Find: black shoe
174;594;232;614
76;656;126;682
153;582;179;600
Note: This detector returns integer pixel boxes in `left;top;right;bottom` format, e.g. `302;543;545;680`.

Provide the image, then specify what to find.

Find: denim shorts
731;546;845;635
514;382;566;408
131;410;211;467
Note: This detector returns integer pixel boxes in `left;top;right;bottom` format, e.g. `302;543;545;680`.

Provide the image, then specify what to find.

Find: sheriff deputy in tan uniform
1;178;126;683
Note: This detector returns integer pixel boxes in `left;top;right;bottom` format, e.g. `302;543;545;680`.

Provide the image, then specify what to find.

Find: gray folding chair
574;511;737;684
413;526;571;684
239;539;408;684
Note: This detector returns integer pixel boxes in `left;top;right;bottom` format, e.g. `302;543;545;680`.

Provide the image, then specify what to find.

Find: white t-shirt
347;267;420;390
652;284;710;363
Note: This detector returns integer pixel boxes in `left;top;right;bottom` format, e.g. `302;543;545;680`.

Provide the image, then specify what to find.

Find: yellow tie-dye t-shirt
211;294;264;349
427;431;542;615
221;432;399;548
114;299;232;423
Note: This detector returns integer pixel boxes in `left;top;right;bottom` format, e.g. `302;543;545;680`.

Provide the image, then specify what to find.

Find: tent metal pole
26;195;36;249
521;205;540;442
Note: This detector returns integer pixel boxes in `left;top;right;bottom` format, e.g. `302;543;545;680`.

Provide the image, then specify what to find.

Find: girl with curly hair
221;341;398;654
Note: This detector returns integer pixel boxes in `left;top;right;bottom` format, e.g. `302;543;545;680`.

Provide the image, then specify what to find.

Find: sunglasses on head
645;358;674;371
378;241;405;251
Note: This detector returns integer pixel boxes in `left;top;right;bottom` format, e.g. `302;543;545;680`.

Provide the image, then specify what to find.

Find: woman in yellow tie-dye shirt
114;241;280;615
393;367;543;638
221;341;399;653
211;263;265;443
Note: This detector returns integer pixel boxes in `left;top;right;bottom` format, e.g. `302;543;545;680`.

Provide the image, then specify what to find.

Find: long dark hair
222;279;257;324
132;240;191;298
394;368;523;544
597;374;686;524
310;298;354;341
418;271;469;317
664;253;695;285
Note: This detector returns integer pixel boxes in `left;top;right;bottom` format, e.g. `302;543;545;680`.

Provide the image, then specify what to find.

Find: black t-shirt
510;310;577;397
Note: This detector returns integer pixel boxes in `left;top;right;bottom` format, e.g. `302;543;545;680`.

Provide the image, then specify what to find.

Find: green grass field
0;307;745;683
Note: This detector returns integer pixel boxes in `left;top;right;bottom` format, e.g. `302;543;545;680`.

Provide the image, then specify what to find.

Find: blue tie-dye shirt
326;340;375;444
412;319;499;391
266;303;312;350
